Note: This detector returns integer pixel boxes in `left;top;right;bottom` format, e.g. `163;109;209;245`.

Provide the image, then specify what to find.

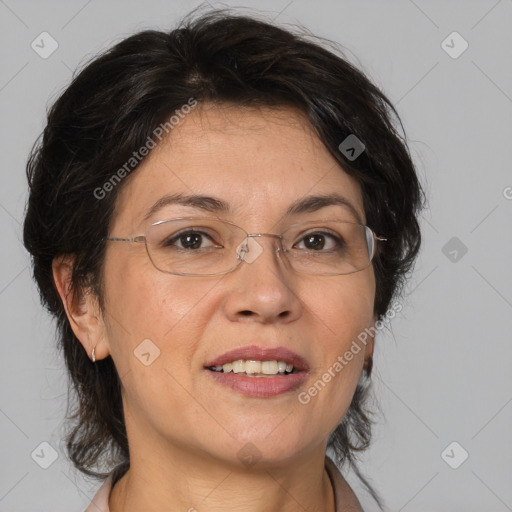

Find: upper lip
204;345;310;371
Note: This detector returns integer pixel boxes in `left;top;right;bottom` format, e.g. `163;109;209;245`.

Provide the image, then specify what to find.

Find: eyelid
149;217;361;240
281;221;349;235
286;228;339;241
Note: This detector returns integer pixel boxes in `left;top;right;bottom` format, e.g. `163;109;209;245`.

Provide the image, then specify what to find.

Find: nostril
239;310;253;316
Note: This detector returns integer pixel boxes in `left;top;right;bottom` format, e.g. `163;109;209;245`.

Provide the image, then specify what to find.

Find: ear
52;255;110;361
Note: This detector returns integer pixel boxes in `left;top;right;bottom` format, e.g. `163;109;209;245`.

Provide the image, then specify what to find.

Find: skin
53;104;377;512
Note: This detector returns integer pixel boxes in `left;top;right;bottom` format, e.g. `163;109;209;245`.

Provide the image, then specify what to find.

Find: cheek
296;271;375;428
102;253;223;370
100;259;222;416
301;270;375;344
104;250;207;329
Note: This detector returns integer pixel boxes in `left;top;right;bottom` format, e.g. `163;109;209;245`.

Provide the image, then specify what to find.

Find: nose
222;235;303;324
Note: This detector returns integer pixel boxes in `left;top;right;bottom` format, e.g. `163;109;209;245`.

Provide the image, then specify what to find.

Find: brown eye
179;233;203;249
295;231;341;251
164;230;218;250
304;234;326;250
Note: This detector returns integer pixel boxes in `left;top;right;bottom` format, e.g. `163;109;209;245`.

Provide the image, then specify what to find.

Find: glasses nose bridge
236;232;285;265
247;232;285;253
247;232;283;240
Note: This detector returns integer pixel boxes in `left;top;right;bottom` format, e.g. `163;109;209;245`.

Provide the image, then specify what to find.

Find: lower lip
206;370;308;398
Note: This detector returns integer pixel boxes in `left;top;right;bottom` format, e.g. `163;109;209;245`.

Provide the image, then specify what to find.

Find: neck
109;446;336;512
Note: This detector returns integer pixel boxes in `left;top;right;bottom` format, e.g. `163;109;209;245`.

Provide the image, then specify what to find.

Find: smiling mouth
206;359;299;377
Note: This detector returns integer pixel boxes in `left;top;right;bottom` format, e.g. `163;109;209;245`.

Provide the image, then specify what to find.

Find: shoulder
325;455;365;512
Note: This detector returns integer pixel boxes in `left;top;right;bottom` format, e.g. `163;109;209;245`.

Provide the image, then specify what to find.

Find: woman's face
95;104;376;467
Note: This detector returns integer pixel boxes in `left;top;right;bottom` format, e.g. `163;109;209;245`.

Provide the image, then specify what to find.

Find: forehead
110;103;365;231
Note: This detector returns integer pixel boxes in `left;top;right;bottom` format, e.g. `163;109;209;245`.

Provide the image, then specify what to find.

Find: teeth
232;360;245;373
211;359;294;375
245;360;261;374
262;361;278;374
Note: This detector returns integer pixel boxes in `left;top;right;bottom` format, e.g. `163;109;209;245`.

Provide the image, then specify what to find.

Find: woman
23;8;424;512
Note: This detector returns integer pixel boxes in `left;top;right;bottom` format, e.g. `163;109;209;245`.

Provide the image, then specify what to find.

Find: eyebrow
142;192;363;224
285;194;363;224
142;193;231;222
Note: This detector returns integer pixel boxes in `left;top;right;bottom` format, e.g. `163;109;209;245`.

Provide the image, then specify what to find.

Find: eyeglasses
102;217;386;276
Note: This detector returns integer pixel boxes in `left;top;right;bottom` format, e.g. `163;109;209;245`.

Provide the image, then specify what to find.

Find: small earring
91;347;96;363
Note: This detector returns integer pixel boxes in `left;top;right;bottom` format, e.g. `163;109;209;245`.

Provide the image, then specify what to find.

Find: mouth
206;359;298;377
204;345;309;375
203;345;309;397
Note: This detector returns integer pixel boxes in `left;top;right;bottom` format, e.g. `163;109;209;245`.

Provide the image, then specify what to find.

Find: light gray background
1;0;511;510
